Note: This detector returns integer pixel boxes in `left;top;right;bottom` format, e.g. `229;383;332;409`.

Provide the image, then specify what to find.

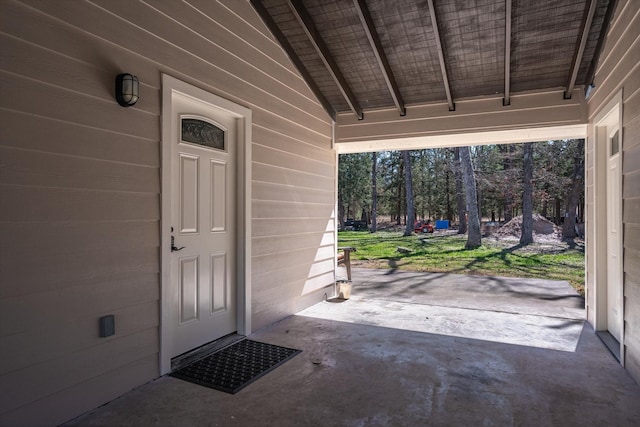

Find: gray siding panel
587;0;640;385
0;275;159;374
624;170;640;199
626;274;640;381
0;327;158;413
0;110;160;167
253;125;335;163
0;0;334;424
0;355;159;427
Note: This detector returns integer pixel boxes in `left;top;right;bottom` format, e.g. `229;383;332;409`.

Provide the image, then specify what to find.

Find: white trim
591;89;624;365
160;75;252;375
332;121;338;296
336;124;587;153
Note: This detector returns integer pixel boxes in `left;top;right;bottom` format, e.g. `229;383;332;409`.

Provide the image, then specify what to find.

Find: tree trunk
371;152;377;233
541;185;549;219
562;143;585;239
446;170;452;221
476;183;482;221
555;197;561;225
459;146;481;248
454;147;467;234
338;199;345;230
360;208;369;225
503;145;514;222
396;161;403;225
520;142;534;245
402;150;416;236
579;194;585;223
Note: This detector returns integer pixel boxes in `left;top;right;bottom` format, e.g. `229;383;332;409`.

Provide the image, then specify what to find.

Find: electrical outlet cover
99;315;115;337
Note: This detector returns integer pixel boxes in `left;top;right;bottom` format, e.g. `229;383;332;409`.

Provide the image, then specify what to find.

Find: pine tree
562;140;585;238
459;146;481;248
520;142;534;245
453;147;467;234
402;150;415;236
371;152;378;233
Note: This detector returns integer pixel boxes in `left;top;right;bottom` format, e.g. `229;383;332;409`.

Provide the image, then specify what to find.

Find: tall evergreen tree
371;152;378;233
397;156;403;224
501;144;515;222
453;147;467;234
338;153;371;227
562;140;585;238
402;150;416;236
459;146;481;248
520;142;534;245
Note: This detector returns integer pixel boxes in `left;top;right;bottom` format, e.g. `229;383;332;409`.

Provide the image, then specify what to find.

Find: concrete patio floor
66;268;640;426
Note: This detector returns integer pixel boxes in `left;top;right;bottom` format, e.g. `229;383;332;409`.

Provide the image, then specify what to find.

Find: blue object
435;220;449;230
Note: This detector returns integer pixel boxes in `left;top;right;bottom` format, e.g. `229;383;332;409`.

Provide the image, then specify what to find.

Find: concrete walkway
66;268;640;427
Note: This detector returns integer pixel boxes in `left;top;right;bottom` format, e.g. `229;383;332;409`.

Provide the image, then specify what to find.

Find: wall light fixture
115;73;139;107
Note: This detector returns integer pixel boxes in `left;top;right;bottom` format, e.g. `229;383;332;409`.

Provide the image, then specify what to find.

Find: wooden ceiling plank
289;0;364;120
250;0;336;121
353;0;406;116
427;0;455;111
504;0;512;106
565;0;598;99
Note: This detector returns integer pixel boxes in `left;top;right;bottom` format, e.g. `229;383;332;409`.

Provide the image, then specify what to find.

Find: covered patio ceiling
251;0;615;122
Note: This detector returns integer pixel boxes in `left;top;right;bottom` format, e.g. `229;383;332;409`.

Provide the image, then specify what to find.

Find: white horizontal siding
0;0;334;425
586;0;640;384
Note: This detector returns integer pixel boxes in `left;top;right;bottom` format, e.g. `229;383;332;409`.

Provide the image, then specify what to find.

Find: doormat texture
170;339;301;394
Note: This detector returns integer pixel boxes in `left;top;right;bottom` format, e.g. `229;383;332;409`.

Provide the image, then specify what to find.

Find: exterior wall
586;0;640;383
0;0;334;425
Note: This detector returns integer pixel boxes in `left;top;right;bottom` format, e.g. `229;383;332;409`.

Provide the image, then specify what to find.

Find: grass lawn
339;230;585;295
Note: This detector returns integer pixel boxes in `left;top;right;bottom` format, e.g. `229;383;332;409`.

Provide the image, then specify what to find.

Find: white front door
606;128;622;342
168;92;237;358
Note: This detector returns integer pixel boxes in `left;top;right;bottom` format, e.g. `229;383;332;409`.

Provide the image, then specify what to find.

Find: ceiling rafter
289;0;364;120
565;0;598;99
504;0;512;106
253;1;608;117
250;0;336;121
353;0;406;116
427;0;454;111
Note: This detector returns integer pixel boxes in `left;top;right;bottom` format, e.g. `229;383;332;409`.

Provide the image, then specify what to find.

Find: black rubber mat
170;339;301;394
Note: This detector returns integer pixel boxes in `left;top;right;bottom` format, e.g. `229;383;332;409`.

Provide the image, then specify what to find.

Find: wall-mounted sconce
115;73;139;107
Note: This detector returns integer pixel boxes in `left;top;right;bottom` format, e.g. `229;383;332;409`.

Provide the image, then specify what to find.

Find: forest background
338;140;586;292
338;140;585;240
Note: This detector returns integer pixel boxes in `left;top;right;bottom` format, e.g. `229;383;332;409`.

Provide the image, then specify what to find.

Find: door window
610;129;619;157
181;117;225;151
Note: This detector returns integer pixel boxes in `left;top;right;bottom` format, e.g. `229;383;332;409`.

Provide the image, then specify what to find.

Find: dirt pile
494;214;562;242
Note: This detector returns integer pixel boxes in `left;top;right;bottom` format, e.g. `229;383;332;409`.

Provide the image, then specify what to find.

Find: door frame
592;90;624;364
160;74;252;375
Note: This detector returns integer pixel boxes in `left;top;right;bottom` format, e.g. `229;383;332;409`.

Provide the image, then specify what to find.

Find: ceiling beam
289;0;364;120
504;0;512;106
250;0;336;121
353;0;406;116
564;0;598;99
585;0;617;95
427;0;454;111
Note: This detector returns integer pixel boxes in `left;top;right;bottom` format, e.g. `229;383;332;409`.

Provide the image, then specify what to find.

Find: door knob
171;233;185;252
